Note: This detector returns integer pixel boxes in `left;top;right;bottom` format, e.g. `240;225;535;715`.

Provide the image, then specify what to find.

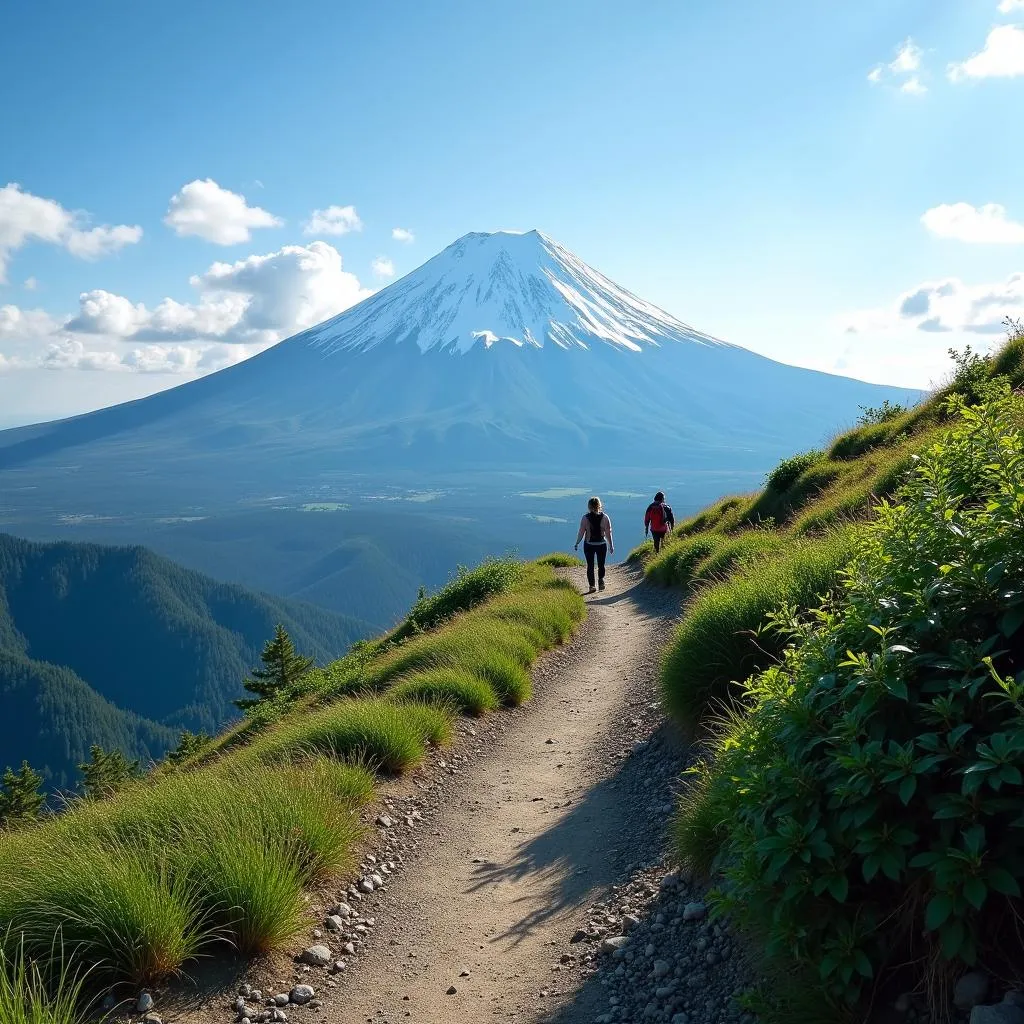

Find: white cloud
303;205;363;236
842;271;1024;337
372;256;395;278
164;179;282;245
392;227;415;243
65;223;144;260
1;240;372;377
891;38;922;73
868;38;928;93
998;0;1024;13
922;202;1024;244
949;24;1024;80
0;183;142;281
23;276;37;290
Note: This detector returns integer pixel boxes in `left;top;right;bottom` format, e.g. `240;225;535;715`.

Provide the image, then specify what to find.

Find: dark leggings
652;530;667;553
583;541;607;587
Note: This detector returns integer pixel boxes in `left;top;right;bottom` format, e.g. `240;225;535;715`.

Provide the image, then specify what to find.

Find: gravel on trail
152;565;762;1024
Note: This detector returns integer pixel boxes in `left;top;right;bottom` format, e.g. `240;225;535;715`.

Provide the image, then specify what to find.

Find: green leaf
941;918;966;960
899;775;918;805
962;877;987;911
827;874;849;902
1000;604;1024;638
925;892;954;931
987;866;1021;897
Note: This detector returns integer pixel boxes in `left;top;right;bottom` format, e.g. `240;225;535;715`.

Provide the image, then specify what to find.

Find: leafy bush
766;449;825;491
856;400;906;427
660;531;854;723
685;385;1024;1012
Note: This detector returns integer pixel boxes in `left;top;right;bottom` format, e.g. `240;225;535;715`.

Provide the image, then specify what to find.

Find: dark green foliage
856;400;906;427
766;449;824;491
684;386;1024;1011
0;533;371;786
78;745;141;800
166;730;213;766
393;559;525;640
0;762;44;828
943;344;993;406
235;625;315;711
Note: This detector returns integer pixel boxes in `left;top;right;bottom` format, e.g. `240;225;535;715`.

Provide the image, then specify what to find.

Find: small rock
329;901;353;917
459;969;470;977
671;1015;689;1024
289;985;315;1005
447;985;458;995
971;1007;1024;1024
956;973;991;1010
600;935;628;953
137;993;155;1013
300;945;332;967
271;1011;288;1024
342;942;356;956
239;984;253;998
324;915;344;932
570;928;588;943
274;993;291;1007
682;902;707;922
234;996;248;1012
142;1016;163;1024
653;959;670;979
376;814;394;827
623;914;642;933
660;873;679;890
358;877;375;893
101;994;117;1012
370;873;384;887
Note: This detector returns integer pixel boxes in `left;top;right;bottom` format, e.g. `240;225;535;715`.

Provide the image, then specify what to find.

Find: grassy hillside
0;533;374;787
0;556;585;1019
629;330;1024;1021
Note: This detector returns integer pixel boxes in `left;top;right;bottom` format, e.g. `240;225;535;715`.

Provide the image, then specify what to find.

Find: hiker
574;496;614;593
644;491;675;553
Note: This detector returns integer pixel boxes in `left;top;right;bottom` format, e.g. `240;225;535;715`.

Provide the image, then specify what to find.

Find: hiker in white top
574;495;614;593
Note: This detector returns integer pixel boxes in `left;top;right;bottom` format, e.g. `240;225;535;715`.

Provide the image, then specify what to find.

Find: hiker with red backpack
644;491;675;553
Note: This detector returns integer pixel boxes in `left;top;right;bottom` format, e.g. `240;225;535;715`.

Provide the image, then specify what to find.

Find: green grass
251;697;452;774
644;533;723;587
0;939;88;1024
390;668;499;716
0;557;587;1003
535;552;583;568
660;530;855;723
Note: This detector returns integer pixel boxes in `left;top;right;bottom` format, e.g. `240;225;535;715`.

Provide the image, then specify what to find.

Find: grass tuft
390;668;499;716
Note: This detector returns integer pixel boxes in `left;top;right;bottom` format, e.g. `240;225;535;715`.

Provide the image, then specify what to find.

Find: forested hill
0;533;374;788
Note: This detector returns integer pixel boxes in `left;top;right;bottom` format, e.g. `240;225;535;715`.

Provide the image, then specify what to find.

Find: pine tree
0;761;45;827
166;730;212;765
78;745;141;800
234;624;314;710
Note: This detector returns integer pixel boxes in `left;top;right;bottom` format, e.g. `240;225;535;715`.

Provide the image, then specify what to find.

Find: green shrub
645;533;723;588
856;399;907;427
660;531;854;723
828;421;893;461
766;449;825;491
394;559;525;639
689;385;1024;1012
390;668;498;717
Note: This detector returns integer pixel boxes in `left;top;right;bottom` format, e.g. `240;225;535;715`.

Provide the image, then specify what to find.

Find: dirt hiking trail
323;564;683;1022
178;564;758;1024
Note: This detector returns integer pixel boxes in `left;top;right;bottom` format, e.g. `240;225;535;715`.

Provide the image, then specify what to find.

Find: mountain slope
0;533;374;785
0;230;918;517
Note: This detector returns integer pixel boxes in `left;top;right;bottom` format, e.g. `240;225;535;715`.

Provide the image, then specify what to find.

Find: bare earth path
318;564;685;1024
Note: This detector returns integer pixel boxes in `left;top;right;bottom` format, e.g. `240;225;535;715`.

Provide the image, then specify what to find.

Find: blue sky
1;0;1022;426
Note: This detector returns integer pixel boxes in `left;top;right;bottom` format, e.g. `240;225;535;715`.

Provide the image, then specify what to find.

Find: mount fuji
0;230;917;514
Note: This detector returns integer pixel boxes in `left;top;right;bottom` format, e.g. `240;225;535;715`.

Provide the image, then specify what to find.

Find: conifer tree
78;745;141;800
234;624;314;710
0;761;45;827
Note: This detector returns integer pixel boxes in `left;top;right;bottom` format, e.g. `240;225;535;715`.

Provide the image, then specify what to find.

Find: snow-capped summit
0;229;920;506
302;229;724;357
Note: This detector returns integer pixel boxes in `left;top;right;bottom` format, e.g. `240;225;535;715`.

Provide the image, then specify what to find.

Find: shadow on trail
467;720;686;949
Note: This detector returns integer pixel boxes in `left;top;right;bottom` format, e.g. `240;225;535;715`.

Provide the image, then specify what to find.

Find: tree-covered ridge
0;533;374;787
